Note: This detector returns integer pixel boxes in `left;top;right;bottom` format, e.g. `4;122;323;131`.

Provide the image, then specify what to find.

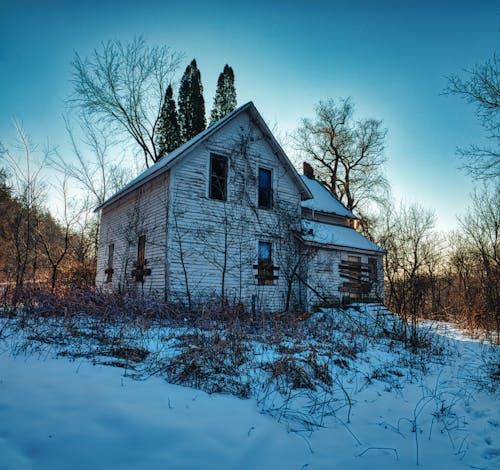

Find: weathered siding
96;173;169;295
166;111;303;311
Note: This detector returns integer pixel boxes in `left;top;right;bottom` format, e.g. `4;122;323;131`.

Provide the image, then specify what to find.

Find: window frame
209;153;228;201
258;167;273;209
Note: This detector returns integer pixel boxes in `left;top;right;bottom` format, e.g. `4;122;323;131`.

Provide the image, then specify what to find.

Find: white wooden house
95;102;384;311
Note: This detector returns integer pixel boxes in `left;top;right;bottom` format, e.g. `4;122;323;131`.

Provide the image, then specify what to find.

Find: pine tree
210;64;237;124
178;59;206;142
156;84;181;158
178;62;192;142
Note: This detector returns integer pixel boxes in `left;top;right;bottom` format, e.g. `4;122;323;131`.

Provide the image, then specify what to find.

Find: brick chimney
303;162;315;179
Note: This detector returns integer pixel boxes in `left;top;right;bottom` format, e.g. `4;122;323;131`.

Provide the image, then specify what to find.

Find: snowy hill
0;305;499;469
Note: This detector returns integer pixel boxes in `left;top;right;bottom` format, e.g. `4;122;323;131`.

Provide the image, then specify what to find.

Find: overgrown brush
1;285;469;434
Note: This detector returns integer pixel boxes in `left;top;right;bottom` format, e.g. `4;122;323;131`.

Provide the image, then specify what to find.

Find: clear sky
1;0;497;231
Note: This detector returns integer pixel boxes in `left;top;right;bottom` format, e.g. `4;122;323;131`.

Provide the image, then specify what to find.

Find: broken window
209;153;227;201
254;241;278;286
105;243;114;283
258;168;272;209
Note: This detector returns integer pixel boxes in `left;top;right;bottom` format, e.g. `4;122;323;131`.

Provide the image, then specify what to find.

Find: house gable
96;102;312;213
164;108;307;310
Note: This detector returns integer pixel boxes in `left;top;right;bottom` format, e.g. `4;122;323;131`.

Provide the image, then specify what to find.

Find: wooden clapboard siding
96;172;170;295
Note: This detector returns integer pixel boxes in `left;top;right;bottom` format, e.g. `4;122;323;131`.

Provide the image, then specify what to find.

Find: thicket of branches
0;125;96;292
375;193;499;344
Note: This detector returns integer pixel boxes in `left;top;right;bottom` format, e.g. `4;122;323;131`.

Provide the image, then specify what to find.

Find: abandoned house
95;101;385;311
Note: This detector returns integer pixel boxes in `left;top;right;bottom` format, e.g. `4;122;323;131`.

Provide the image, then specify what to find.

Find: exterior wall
303;245;384;309
95;173;170;296
165;111;303;312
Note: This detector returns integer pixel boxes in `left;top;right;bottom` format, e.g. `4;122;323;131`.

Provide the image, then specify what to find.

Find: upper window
209;154;227;201
258;168;272;209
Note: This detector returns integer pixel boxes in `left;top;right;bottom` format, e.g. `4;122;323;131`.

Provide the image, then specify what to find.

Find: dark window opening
209;154;228;201
258;168;272;209
105;243;114;283
256;241;278;286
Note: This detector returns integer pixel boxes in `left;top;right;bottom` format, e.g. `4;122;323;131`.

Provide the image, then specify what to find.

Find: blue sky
1;0;497;230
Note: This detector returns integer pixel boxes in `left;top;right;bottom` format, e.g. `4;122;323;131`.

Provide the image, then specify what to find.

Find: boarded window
132;234;151;283
209;154;227;201
368;257;377;282
256;241;277;286
105;243;114;283
258;168;272;209
138;235;146;266
348;255;361;281
339;255;372;299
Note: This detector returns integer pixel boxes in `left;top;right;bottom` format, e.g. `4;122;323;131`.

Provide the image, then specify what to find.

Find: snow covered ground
0;308;498;469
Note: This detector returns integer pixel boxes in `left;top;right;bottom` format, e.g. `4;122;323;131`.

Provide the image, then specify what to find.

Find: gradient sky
1;0;497;231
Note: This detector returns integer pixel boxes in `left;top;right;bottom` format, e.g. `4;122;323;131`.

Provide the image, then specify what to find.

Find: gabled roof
300;175;356;219
95;102;312;212
301;219;385;254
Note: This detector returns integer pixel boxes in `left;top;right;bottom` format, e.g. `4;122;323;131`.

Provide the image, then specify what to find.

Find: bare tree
293;98;389;220
452;184;499;339
53;114;131;207
444;54;499;180
70;37;183;168
1;121;48;289
37;178;80;291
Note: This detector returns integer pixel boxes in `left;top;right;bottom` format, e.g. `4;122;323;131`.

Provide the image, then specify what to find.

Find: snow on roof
300;176;355;218
301;219;385;253
96;102;312;212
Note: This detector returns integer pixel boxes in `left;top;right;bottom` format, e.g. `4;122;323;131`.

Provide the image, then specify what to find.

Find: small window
257;241;275;286
258;168;272;209
105;243;114;283
209;154;227;201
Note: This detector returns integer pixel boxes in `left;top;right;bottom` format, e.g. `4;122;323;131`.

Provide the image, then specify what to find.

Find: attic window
258;168;272;209
209;154;227;201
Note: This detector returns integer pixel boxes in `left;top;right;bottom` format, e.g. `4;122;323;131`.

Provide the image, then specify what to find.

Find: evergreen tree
178;59;206;142
156;84;181;158
210;64;237;124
